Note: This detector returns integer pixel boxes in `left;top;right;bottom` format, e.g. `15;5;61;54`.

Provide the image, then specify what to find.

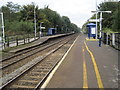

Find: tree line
82;1;120;33
0;2;80;36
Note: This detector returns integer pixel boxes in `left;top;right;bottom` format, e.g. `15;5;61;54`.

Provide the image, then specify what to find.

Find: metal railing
102;32;120;50
3;33;40;48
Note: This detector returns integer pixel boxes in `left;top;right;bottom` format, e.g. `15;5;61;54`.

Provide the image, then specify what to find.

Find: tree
62;16;71;32
112;2;120;32
20;4;35;21
1;2;21;22
83;2;120;33
1;2;80;36
98;2;118;30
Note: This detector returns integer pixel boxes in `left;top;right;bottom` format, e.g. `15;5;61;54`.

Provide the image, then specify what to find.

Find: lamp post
96;0;98;40
91;10;111;47
0;12;5;49
99;11;111;47
95;12;98;39
34;4;37;38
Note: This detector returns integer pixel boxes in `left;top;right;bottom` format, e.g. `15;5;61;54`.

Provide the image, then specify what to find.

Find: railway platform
9;33;69;53
42;34;118;89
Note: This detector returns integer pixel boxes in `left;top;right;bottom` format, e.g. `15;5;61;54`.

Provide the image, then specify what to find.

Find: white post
95;0;98;39
1;12;5;49
98;12;102;47
96;12;98;39
34;5;37;38
106;32;108;45
56;25;58;34
100;12;102;39
39;23;42;38
61;25;63;33
112;33;115;46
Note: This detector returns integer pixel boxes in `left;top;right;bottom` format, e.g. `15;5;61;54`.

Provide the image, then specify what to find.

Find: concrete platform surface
43;34;118;88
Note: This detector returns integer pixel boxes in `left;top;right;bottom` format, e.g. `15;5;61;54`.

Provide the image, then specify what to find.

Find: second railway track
0;35;70;69
0;37;66;70
0;35;73;74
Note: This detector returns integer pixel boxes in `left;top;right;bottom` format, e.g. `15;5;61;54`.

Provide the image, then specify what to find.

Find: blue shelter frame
87;23;96;39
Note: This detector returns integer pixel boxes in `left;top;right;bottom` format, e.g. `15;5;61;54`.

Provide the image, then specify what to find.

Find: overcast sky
1;0;105;28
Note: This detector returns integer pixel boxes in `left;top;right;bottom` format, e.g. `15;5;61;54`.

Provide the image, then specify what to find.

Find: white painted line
40;35;79;89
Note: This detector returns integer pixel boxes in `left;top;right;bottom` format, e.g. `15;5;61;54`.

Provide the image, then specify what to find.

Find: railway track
0;34;78;89
0;35;67;63
0;37;65;69
0;35;72;75
1;35;66;61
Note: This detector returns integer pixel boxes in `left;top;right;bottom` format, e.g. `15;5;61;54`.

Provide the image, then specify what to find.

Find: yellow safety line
82;46;88;89
84;41;104;89
86;38;99;41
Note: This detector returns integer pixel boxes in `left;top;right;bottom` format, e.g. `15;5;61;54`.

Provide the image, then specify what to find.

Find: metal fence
102;32;120;50
4;33;40;48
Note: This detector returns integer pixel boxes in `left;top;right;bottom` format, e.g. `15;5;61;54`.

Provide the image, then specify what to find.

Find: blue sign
48;28;56;35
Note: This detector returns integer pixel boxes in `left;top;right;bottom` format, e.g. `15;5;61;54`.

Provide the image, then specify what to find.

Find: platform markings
82;46;88;89
41;35;79;89
84;41;104;89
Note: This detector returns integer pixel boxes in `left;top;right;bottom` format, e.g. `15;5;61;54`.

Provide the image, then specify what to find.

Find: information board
91;28;96;34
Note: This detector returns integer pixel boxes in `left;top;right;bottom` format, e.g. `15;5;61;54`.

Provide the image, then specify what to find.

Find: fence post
104;33;106;44
110;33;112;45
103;32;106;44
112;33;115;46
4;36;6;48
16;36;18;46
24;35;25;44
7;37;9;47
106;32;108;45
28;34;29;43
118;34;120;49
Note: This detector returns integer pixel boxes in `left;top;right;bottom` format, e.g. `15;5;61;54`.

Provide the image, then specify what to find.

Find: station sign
104;0;118;2
88;19;100;22
40;27;45;29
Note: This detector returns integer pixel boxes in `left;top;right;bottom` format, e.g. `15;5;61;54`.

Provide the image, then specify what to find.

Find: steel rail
0;36;75;89
1;37;60;62
0;39;64;70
